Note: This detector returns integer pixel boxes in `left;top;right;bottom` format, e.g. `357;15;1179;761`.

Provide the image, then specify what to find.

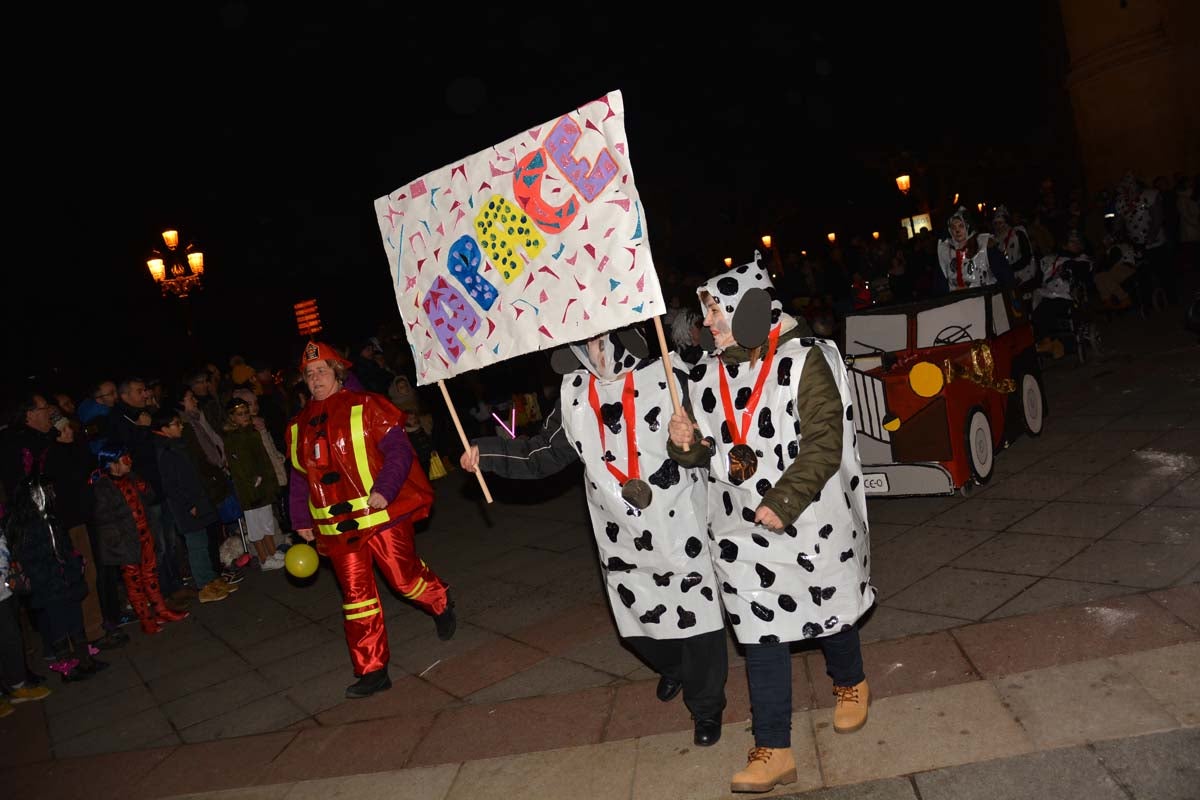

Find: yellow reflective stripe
315;508;391;536
289;424;306;473
349;405;374;494
309;496;370;519
342;598;379;611
345;607;382;621
402;578;427;599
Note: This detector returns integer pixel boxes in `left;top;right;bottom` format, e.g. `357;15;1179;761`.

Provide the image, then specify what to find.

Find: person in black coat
152;409;232;604
4;478;107;682
107;379;184;600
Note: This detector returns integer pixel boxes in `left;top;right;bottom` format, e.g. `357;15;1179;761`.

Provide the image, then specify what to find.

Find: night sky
8;2;1073;397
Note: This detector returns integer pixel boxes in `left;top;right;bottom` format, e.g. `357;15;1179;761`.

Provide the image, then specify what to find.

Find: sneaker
199;583;229;603
260;556;285;571
220;569;244;585
9;684;52;703
117;610;138;627
91;631;130;650
0;698;13;718
213;577;240;594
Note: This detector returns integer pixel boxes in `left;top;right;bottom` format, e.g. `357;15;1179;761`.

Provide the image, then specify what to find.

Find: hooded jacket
669;261;875;644
471;330;724;640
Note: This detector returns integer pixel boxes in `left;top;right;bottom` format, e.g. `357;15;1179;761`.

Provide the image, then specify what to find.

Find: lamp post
896;174;916;238
146;228;205;337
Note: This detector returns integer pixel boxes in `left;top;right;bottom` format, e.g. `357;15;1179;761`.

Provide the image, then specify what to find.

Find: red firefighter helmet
300;340;352;372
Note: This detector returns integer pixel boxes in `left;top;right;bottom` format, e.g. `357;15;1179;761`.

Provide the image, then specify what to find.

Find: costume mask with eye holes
549;325;651;383
696;251;782;351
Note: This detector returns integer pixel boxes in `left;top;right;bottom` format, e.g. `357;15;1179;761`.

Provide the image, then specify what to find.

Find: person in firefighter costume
459;326;729;747
936;206;1013;291
667;259;875;794
287;341;456;699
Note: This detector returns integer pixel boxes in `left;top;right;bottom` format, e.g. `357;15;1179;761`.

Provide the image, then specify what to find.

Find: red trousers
330;518;448;676
121;529;165;623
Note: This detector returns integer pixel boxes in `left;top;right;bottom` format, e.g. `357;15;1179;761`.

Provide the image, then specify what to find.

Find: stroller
216;484;253;570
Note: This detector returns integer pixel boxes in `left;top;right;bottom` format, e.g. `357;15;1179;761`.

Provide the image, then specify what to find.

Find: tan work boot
730;746;796;793
199;582;229;603
833;679;870;733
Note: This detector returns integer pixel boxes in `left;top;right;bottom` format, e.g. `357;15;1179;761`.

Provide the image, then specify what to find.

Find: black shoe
656;675;683;702
345;668;392;699
78;658;110;675
434;598;457;641
92;632;129;650
693;714;722;747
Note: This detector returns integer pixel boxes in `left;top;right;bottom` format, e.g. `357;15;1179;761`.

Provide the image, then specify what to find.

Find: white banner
374;90;664;385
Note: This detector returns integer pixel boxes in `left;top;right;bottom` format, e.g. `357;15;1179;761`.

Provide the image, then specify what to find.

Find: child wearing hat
222;399;284;570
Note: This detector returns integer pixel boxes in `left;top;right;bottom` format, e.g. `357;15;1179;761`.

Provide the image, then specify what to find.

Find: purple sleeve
289;470;313;530
369;425;414;501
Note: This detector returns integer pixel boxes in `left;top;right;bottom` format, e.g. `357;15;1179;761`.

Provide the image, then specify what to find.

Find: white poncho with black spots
687;338;875;644
560;358;725;640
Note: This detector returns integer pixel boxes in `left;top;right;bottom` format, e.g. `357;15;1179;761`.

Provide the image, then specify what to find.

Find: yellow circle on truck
909;361;944;397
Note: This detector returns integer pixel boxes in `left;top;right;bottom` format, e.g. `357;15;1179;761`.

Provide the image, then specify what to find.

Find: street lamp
827;232;836;244
146;228;205;298
724;257;733;268
896;174;916;238
872;231;880;240
761;235;772;249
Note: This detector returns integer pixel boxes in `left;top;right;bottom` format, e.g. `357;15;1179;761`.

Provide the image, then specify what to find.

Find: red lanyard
955;248;967;288
717;325;781;446
587;372;639;484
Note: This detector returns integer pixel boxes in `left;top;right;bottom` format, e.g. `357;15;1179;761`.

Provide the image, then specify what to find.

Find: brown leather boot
730;746;796;793
833;679;870;733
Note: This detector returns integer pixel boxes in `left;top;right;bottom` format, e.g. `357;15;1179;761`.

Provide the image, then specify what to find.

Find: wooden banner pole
438;379;494;504
652;316;689;452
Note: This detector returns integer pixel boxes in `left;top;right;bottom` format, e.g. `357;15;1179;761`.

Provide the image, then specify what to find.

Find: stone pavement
1;301;1198;800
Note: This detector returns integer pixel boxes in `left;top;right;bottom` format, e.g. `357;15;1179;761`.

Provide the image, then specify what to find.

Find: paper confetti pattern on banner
374;90;664;385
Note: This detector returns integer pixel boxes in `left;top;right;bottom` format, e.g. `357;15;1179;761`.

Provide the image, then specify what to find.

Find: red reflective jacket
286;389;433;556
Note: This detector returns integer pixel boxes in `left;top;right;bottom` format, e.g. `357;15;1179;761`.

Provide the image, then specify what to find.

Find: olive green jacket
668;323;843;527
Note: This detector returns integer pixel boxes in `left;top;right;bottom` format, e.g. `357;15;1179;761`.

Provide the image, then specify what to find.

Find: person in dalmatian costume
936;206;1013;292
667;256;874;794
459;325;729;748
1115;171;1170;314
991;205;1036;284
1026;229;1092;359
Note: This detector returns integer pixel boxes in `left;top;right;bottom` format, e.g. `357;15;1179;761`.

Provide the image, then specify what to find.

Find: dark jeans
1033;298;1072;340
86;525;124;628
745;626;865;748
625;628;729;719
146;502;182;596
37;599;85;651
1137;244;1174;309
0;596;27;688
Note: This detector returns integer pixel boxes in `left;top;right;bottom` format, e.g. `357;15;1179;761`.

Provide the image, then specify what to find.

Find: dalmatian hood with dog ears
548;326;650;383
697;251;784;351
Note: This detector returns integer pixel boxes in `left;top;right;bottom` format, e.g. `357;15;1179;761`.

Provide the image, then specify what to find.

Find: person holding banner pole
286;341;456;700
667;258;874;794
460;325;729;747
